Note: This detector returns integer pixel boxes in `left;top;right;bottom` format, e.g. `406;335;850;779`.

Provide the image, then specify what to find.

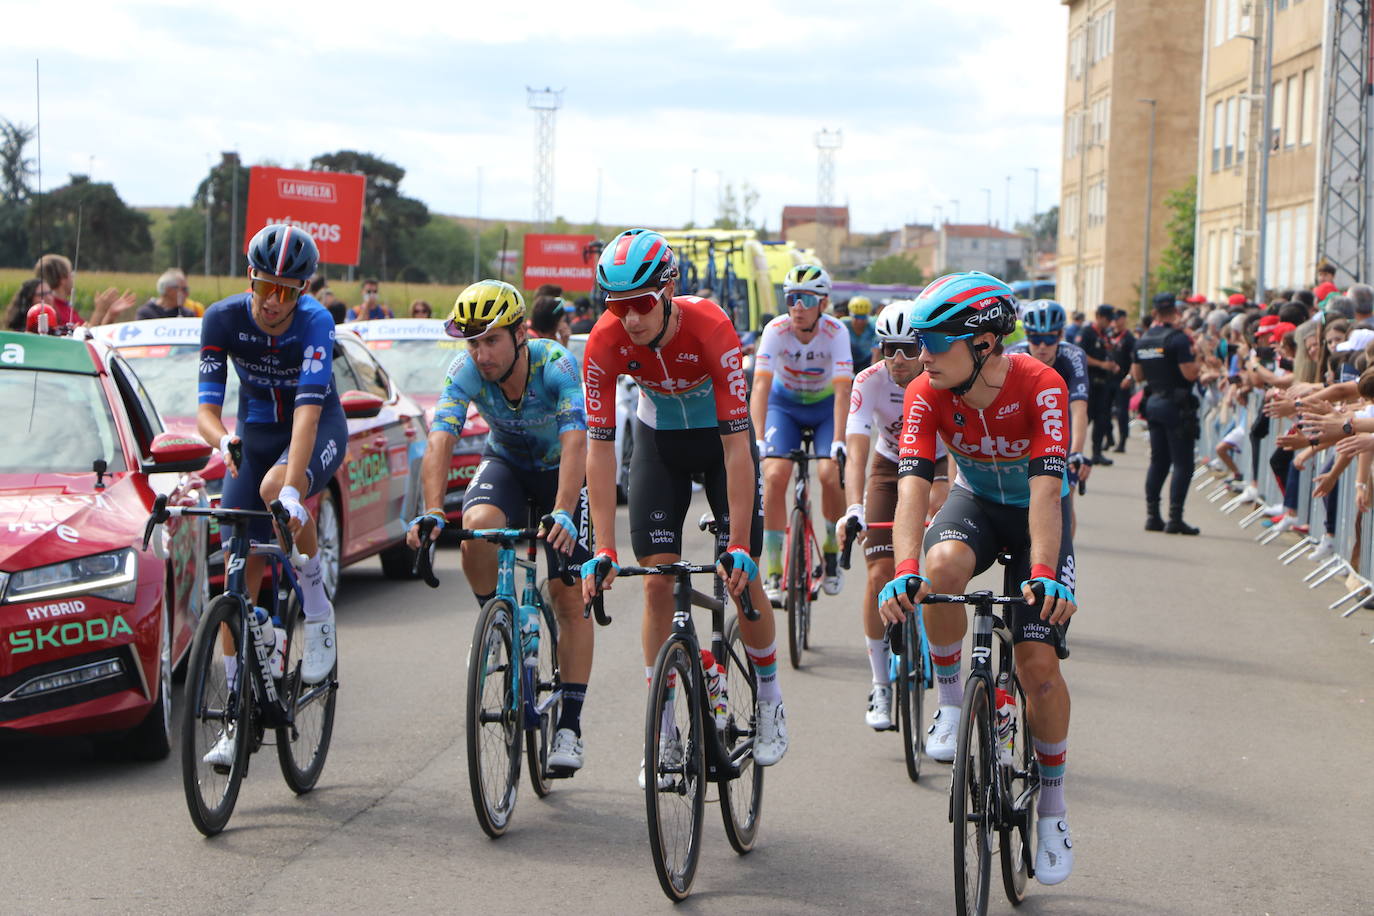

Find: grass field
0;268;470;321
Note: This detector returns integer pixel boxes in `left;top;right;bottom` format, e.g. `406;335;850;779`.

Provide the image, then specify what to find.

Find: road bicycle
779;427;826;669
143;494;337;837
841;518;933;782
890;575;1067;916
583;520;763;901
413;511;603;838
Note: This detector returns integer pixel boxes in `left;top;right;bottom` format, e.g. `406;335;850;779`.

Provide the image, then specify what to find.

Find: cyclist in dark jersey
197;224;346;765
878;272;1078;886
580;228;788;774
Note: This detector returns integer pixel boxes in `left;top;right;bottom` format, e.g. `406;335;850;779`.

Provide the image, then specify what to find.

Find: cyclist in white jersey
751;265;854;605
839;302;948;728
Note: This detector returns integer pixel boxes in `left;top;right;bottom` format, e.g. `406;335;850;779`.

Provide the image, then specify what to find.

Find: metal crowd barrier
1191;384;1374;642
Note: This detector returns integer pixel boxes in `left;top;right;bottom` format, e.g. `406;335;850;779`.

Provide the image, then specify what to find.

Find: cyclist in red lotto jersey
878;271;1078;886
580;229;788;777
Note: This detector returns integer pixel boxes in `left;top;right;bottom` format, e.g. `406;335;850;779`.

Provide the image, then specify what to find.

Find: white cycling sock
866;637;891;685
300;553;331;622
222;653;238;692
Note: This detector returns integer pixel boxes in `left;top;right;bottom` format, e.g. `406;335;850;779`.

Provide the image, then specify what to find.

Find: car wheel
124;603;173;761
317;488;342;603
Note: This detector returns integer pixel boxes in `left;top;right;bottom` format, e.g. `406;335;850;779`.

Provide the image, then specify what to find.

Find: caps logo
277;178;337;202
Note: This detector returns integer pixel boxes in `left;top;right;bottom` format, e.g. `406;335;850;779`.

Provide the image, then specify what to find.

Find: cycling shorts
221;404;348;542
762;395;834;459
863;454;948;560
629;419;764;560
462;454;593;572
922;485;1075;648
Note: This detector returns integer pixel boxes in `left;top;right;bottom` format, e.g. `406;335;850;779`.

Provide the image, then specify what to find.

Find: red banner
522;233;599;292
243;166;367;266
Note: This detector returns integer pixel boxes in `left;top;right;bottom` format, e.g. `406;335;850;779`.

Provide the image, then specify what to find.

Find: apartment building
1058;0;1204;314
939;224;1032;277
1195;0;1324;300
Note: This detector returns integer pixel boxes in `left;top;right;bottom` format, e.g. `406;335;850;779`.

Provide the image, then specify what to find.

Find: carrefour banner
243;166;367;266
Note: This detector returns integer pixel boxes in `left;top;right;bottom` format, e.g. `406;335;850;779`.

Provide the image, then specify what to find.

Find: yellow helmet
849;295;873;316
446;280;526;340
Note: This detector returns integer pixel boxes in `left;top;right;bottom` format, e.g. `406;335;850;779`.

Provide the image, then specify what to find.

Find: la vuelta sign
244;166;367;266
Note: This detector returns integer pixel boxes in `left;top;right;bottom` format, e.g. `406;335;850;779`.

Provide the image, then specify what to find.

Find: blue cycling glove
1021;576;1076;606
878;572;928;605
580;550;619;584
408;510;447;534
547;509;577;541
721;545;758;581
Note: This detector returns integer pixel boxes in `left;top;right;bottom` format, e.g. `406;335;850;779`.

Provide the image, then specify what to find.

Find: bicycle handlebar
412;516;441;588
142;493;299;562
578;553;759;622
840;516;863;570
901;581;1068;660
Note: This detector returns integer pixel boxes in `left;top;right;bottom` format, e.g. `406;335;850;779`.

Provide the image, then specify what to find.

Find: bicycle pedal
545;766;578;780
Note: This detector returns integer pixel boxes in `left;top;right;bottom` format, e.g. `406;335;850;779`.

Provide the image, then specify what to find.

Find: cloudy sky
0;0;1067;235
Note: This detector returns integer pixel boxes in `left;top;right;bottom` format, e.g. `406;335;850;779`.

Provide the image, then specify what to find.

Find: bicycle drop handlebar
142;493;299;561
579;552;759;623
882;578;1069;660
411;513;575;593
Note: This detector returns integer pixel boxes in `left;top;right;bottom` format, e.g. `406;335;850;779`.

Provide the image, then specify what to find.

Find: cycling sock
300;553;330;622
473;590;496;608
745;642;782;703
1033;737;1067;818
645;665;654;686
556;683;587;736
866;636;891;684
931;641;964;707
764;530;784;578
822;520;838;554
223;653;238;692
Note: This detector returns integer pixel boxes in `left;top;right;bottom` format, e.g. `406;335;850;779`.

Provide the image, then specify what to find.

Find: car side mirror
341;389;385;420
143;431;213;474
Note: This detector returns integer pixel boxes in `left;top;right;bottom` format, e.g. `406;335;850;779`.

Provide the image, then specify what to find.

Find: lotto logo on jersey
719;347;747;402
301;346;327;374
1035;388;1064;442
584;357;606;416
949;431;1031;459
899;393;931;449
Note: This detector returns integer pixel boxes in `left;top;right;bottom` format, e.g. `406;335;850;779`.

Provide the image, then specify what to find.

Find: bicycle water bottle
520;607;540;669
994;675;1017;765
251;607;286;680
700;649;728;731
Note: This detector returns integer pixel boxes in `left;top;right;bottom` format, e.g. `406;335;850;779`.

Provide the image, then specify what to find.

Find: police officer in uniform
1131;293;1201;534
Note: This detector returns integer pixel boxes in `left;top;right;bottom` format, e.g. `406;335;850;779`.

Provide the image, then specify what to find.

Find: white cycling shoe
753;700;788;765
764;574;784;607
822;557;843;596
302;611;336;684
639;731;683;790
547;727;584;771
926;705;960;762
202;728;237;769
865;684;894;730
1035;817;1074;885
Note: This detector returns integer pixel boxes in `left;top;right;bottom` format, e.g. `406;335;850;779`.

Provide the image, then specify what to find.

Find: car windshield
118;344;239;421
364;338;465;397
0;370;127;473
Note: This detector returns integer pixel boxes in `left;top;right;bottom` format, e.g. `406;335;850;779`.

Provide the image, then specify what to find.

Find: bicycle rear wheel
785;506;809;669
276;600;338;794
896;614;925;782
718;617;764;854
466;597;522;838
526;599;562;798
645;637;705;901
999;670;1035;905
953;675;994;916
180;597;252;837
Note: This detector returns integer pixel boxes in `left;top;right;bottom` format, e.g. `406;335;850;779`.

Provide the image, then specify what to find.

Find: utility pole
1139;99;1157;316
473;165;482;281
1027;166;1040;256
981;187;992;226
527;86;564;232
204;154;213;277
224;151;239;276
1004;174;1012;229
690;167;698;226
815;128;842;264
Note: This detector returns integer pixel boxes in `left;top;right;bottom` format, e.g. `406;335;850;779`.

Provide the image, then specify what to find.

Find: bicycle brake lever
840;517;863;571
141;494;169;551
411;516;440;588
717;552;759;621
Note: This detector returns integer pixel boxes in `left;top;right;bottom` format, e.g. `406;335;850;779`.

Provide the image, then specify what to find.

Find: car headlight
3;549;139;604
453;431;488;455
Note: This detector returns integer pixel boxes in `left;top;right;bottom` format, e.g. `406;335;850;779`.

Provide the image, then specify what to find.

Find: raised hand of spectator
1265;394;1297;418
1277;428;1310;450
1314;469;1340;498
90;287;137;326
1296;396;1334;417
1359;479;1373;513
1335;434;1374;460
1298;411;1347;441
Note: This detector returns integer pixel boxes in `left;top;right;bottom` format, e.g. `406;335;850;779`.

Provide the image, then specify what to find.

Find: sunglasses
785;291;824;310
1027;333;1061;347
250;274;306;304
880;340;922;360
914;330;974;354
604;287;666;319
444;317;494;340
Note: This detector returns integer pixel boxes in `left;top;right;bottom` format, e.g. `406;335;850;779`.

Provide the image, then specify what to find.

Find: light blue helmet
596;228;677;292
1021;299;1067;335
907;271;1018;337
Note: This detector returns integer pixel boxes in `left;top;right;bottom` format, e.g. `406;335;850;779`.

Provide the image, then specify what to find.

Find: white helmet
783;264;831;296
876;300;918;342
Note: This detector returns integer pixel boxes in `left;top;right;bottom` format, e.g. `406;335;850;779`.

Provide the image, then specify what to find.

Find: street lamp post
949;199;961;225
981;187;992;226
1139;98;1157;317
1027;165;1040;258
691;167;698;226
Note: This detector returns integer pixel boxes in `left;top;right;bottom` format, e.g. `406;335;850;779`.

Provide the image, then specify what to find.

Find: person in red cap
1227;293;1248;308
1186;294;1208;305
1313;281;1339;305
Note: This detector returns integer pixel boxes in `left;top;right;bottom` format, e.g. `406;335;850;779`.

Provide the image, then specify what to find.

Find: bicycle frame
782;430;825;598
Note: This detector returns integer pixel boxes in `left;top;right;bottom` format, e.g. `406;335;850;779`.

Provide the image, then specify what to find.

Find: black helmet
247;224;319;281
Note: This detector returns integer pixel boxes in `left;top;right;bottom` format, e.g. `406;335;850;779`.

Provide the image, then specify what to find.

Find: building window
1064;193;1079;239
1270;79;1285;150
1285;75;1299;148
1301;68;1316;145
1237;96;1249;165
1225;96;1236;167
1212;100;1224;171
1069;31;1084;80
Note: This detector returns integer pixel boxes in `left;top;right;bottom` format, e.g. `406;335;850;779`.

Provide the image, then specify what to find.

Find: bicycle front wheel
276;599;338;794
999;670;1035;905
180;596;252;837
953;675;994;916
785;506;809;669
526;598;561;798
645;637;706;901
718;616;764;854
896;613;925;782
466;597;522;838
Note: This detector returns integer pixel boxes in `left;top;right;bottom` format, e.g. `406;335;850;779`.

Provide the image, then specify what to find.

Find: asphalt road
3;446;1373;915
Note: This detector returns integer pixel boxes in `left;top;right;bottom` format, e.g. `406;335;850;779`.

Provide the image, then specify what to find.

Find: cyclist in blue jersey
407;280;593;771
197;224;347;766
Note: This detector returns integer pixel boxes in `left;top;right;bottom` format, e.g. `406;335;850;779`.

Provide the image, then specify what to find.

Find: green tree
157;206;208;272
28;175;152;270
310;150;429;279
403;217;478;284
713;181;761;230
193;153;250;274
0;119;36;265
1152;177;1195;295
859;253;926;286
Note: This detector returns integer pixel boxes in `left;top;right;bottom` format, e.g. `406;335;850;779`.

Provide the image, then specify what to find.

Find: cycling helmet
246;223;319;281
597;229;676;292
875;301;918;342
26;302;57;334
848;295;873;316
446;279;526;340
783;264;831;296
908;271;1018;338
1021;299;1067;335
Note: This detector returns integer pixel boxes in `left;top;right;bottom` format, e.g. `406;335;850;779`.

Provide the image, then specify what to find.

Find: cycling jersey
755;313;853;405
846;362;947;464
432;337;585;472
841;316;878;373
582;296;749;436
198;292;338;424
899;354;1069;508
1003;340;1090;403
